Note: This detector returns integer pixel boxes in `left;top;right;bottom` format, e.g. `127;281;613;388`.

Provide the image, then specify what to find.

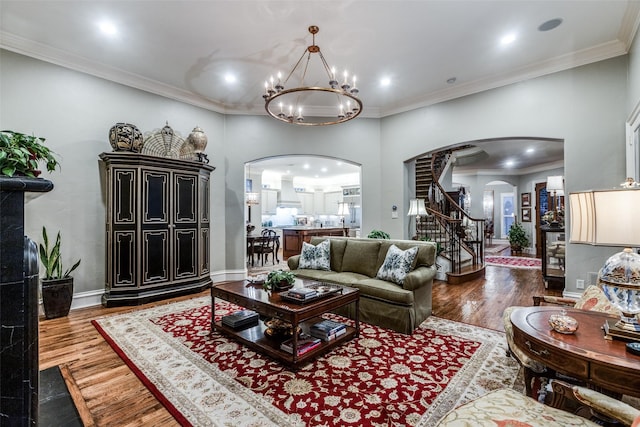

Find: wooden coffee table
510;306;640;397
211;279;359;368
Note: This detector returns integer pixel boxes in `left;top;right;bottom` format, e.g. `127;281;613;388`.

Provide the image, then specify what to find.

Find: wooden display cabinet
100;152;215;306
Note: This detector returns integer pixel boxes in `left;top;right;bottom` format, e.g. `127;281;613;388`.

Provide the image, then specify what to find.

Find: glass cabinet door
541;225;565;288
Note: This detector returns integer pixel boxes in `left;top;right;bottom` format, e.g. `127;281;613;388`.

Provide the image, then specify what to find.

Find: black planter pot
41;277;73;319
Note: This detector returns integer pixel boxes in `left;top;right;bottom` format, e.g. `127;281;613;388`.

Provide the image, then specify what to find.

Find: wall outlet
576;279;585;289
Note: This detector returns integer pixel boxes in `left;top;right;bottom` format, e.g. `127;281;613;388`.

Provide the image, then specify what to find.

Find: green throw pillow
298;240;331;271
376;244;419;285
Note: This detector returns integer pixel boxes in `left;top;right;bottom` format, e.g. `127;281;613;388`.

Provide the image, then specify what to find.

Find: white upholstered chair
436;380;640;426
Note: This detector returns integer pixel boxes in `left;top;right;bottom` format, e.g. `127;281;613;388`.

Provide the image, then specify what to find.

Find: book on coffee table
221;309;259;329
280;333;322;355
310;319;347;341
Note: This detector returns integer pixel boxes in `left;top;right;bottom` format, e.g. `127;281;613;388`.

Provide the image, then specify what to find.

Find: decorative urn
187;126;208;153
108;123;144;152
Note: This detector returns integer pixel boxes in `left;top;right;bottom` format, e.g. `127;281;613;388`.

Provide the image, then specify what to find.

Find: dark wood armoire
99;152;215;306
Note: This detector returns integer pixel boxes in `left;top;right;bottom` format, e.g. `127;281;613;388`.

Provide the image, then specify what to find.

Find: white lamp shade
408;198;427;216
547;175;564;192
569;188;640;247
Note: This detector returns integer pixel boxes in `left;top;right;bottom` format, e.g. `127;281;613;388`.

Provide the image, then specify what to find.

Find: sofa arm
287;255;301;271
403;265;437;291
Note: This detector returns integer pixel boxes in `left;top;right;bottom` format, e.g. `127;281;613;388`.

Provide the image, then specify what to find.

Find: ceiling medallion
262;25;363;126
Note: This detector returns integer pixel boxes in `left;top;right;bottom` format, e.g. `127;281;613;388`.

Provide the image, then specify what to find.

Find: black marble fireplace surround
0;176;53;426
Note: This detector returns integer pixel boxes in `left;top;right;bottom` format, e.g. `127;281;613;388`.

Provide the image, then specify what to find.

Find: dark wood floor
40;254;559;426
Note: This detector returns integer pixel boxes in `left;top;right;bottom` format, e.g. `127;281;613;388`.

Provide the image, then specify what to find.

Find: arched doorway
244;155;362;266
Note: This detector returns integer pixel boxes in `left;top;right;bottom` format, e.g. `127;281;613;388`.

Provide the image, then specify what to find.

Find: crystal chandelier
262;26;363;126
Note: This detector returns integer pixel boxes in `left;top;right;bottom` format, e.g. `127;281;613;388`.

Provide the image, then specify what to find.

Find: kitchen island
282;227;346;259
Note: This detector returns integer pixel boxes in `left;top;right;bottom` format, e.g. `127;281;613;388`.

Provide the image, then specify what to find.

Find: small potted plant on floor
39;226;81;319
508;222;529;255
0;130;59;177
263;270;295;291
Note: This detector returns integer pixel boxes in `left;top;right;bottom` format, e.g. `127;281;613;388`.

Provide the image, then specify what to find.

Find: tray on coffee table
279;283;343;304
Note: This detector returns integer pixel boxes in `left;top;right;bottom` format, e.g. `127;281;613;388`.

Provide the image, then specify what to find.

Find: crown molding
382;39;629;118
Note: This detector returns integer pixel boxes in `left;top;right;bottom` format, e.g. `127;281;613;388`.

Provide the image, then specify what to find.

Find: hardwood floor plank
40;262;558;425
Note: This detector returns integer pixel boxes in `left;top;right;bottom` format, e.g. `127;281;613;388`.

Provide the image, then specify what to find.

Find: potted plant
263;269;295;291
39;226;81;319
508;222;529;255
0;130;59;178
367;229;390;239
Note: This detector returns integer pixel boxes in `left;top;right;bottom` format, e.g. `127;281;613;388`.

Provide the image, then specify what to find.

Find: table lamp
546;175;564;227
408;198;428;238
569;183;640;331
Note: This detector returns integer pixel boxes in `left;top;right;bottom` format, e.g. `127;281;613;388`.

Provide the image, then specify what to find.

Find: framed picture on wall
522;208;531;222
521;192;531;207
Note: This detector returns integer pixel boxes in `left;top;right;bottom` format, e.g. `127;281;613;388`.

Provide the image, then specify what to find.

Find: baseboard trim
62;269;248;310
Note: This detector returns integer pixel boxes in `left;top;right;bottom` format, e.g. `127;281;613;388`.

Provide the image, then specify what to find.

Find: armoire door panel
143;170;169;224
113;169;136;224
113;231;135;286
175;229;197;278
143;230;169;284
200;176;210;223
175;174;197;223
200;228;210;274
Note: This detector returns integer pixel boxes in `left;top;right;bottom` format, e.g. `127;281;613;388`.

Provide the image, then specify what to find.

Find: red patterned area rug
93;297;522;426
485;255;542;269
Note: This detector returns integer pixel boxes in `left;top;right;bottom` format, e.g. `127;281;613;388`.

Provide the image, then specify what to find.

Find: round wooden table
510;306;640;397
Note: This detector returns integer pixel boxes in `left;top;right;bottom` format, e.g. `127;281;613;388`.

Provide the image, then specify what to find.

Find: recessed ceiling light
380;77;391;87
446;77;457;84
303;164;310;169
526;148;535;154
321;167;328;173
505;159;515;168
98;20;118;37
224;73;236;84
500;33;516;46
538;18;563;32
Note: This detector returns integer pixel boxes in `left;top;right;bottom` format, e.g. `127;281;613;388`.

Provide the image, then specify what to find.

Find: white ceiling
1;1;637;174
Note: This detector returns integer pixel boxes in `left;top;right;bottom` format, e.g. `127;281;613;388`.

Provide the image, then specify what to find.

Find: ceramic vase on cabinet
186;126;209;162
108;123;144;152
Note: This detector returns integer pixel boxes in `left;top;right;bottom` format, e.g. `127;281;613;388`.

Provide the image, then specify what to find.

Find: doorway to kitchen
245;155;362;271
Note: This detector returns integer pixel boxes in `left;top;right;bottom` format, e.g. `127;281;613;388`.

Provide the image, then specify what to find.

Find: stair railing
416;152;486;273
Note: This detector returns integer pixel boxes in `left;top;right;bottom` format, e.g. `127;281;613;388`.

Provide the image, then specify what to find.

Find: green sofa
287;236;437;334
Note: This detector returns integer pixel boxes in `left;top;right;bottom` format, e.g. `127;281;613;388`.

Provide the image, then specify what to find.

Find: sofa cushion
376;240;436;272
310;237;347;272
341;239;381;277
293;269;350;283
353;278;415;306
376;244;419;285
298;240;331;271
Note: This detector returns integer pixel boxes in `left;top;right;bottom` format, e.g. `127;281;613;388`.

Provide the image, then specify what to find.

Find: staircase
414;152;486;284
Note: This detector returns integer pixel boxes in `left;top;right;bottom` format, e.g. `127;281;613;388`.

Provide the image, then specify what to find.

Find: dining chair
254;229;277;265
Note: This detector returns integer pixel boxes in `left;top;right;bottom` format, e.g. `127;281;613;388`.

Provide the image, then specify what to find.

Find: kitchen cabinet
313;191;325;214
282;227;346;259
323;191;342;214
261;189;278;214
297;192;314;214
99;152;214;306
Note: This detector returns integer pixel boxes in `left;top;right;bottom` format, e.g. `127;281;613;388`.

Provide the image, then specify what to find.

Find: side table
510;306;640;398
